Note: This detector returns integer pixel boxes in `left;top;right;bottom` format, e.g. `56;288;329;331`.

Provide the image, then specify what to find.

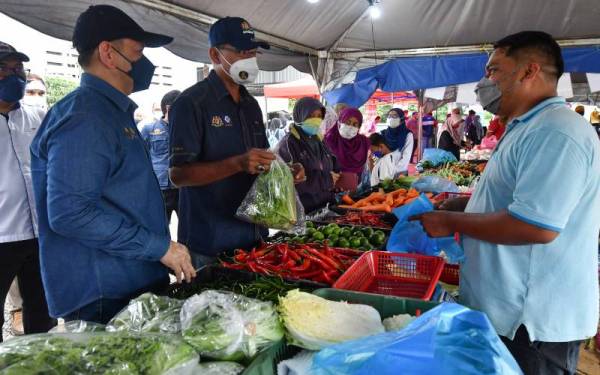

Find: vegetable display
107;293;183;334
220;241;362;285
278;290;385;350
195;361;245;374
339;188;434;213
274;222;387;250
421;161;486;187
236;156;304;232
324;211;393;229
180;290;284;361
168;272;314;304
0;332;197;374
379;176;418;192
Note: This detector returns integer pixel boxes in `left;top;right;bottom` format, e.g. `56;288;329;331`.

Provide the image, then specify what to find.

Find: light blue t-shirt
461;97;600;342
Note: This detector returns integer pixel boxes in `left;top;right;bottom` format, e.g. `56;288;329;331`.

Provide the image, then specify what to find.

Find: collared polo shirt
169;70;268;256
140;118;172;189
1;103;43;242
31;73;170;317
461;97;600;342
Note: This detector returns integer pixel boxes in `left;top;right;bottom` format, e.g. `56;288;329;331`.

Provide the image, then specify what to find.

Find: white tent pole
417;101;423;162
126;0;318;55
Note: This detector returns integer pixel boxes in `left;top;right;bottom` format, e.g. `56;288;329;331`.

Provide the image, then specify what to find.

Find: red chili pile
331;211;392;229
220;242;360;285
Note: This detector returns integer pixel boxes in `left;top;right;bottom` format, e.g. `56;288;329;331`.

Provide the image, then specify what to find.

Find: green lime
337;238;350;248
322;227;334;236
306;228;316;236
340;229;352;238
312;232;325;241
360;237;371;247
328;234;339;242
350;237;362;248
327;223;339;229
331;227;341;236
362;228;374;237
375;230;386;238
327;239;338;247
370;234;384;246
306;221;315;228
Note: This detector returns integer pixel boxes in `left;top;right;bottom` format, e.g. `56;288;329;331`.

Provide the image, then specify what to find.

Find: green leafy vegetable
0;332;197;374
180;290;284;361
236;157;301;231
106;293;183;334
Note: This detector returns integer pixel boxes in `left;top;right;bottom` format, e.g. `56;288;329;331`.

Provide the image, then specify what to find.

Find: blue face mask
0;75;26;103
373;151;384;158
113;47;156;92
300;117;322;137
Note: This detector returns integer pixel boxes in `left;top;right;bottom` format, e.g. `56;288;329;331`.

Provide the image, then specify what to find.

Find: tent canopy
1;0;599;90
263;77;319;99
323;46;600;107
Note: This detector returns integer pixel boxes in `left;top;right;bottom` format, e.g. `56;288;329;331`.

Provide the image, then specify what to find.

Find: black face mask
112;46;156;92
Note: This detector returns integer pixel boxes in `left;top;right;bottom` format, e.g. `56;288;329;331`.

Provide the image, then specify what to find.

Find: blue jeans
62;298;129;325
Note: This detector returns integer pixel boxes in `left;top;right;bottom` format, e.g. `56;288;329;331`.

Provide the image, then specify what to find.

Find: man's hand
410;211;456;238
160;241;196;283
330;171;341;185
237;149;276;174
437;196;470;212
290;163;306;184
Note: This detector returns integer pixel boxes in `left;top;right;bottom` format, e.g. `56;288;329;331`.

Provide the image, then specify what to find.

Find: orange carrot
404;197;417;205
356;203;392;213
342;194;355;205
406;188;419;198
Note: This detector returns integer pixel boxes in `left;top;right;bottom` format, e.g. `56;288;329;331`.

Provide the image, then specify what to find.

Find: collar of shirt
207;70;252;103
80;73;138;114
508;96;565;129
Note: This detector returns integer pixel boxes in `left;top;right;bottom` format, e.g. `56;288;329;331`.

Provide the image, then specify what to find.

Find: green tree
376;104;393;121
46;77;78;107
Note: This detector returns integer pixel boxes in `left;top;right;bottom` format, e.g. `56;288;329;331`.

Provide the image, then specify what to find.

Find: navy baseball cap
209;17;270;51
0;41;29;62
72;5;173;53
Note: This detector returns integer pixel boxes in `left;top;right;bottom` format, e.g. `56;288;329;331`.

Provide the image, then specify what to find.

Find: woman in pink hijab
437;108;465;160
325;107;370;190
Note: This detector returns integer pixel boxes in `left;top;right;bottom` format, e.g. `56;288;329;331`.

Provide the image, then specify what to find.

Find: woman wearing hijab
278;97;339;213
437;108;465;160
324;107;370;191
377;108;414;171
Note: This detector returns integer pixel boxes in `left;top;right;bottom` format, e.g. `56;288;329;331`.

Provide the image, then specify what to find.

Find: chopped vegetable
195;361;245;374
180;290;284;361
278;290;385;350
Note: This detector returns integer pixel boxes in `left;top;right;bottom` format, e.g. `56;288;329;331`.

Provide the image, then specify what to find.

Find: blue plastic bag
386;194;464;263
311;303;523;375
411;175;459;194
419;148;457;167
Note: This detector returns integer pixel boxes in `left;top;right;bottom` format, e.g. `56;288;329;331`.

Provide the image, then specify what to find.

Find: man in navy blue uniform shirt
169;17;279;267
141;90;181;224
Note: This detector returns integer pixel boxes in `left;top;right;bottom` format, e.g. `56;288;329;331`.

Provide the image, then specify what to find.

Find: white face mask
387;117;401;128
218;50;259;85
339;123;359;139
23;95;47;110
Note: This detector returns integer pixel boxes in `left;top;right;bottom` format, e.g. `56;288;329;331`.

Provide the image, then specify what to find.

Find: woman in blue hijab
380;108;413;152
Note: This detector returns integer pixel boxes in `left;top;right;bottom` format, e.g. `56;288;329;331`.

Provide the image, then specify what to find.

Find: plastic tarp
263;77;319;99
323;46;600;106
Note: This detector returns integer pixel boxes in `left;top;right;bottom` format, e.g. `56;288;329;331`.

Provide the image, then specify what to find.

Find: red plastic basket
333;251;445;301
440;263;460;285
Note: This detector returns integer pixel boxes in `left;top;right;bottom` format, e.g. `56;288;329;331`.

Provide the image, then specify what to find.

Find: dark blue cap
209;17;270;51
73;5;173;53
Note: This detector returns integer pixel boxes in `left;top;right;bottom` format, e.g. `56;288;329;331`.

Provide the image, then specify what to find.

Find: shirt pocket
149;134;169;155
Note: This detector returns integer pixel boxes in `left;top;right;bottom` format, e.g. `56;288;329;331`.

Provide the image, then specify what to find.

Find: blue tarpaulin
323;46;600;107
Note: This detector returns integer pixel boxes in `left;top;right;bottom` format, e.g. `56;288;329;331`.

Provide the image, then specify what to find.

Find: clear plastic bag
106;293;183;334
0;332;198;374
48;320;105;333
411;175;459;194
387;194;464;263
236;155;305;234
180;290;284;361
311;303;523;375
193;361;245;375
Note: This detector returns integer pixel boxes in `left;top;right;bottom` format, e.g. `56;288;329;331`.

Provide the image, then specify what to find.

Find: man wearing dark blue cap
30;5;196;324
168;17;278;266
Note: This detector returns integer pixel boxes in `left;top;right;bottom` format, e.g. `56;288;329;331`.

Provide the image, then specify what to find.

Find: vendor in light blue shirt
30;5;195;324
412;31;600;375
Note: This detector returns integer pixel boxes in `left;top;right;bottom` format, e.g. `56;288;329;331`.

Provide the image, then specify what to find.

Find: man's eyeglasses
0;66;29;77
217;46;261;57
